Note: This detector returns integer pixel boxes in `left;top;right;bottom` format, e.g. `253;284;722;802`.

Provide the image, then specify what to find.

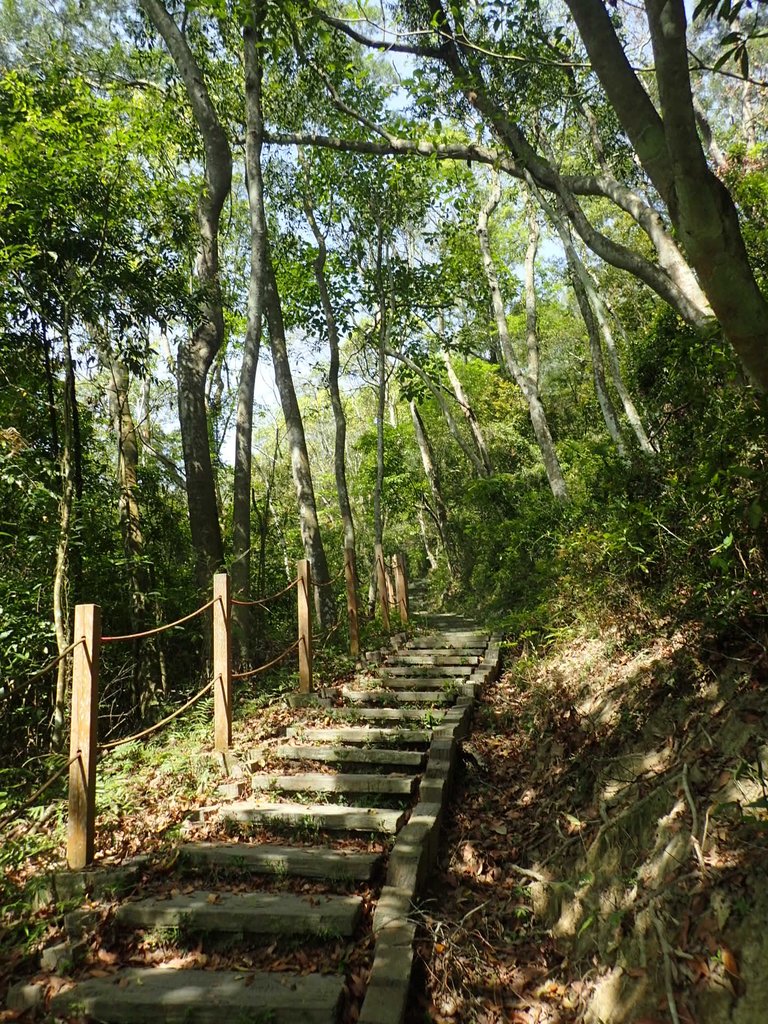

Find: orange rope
101;598;216;643
21;637;85;685
0;752;81;831
99;680;214;750
231;577;298;607
232;639;300;679
312;565;347;589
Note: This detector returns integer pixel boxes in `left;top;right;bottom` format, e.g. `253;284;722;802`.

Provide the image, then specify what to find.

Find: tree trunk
524;202;541;390
232;17;267;664
103;349;161;715
435;311;493;478
410;400;453;570
564;0;768;391
140;0;230;584
477;178;569;502
302;193;357;556
52;312;74;751
527;175;653;455
263;258;334;629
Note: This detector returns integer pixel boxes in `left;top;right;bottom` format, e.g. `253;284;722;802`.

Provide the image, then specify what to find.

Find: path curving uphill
15;614;500;1024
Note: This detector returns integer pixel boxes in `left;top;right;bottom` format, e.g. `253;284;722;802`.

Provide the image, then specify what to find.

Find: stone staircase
17;619;500;1024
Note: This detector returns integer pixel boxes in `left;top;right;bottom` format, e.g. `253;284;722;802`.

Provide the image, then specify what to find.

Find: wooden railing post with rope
213;573;232;752
67;604;101;870
297;559;313;694
344;546;360;658
393;552;409;624
374;542;390;632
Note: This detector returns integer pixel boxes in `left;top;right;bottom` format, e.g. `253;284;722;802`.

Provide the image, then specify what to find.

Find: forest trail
14;617;500;1024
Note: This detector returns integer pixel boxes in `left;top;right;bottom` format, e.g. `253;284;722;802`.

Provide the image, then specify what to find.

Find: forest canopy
2;0;768;769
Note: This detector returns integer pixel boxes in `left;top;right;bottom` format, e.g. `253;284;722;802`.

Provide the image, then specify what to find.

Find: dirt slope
410;624;768;1024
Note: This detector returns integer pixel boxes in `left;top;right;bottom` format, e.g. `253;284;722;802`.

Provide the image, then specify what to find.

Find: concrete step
386;654;480;666
178;842;380;880
331;707;445;724
407;634;487;649
353;676;456;692
284;726;430;745
250;772;417;795
378;664;473;677
341;687;453;705
50;968;344;1024
116;890;361;937
271;744;425;768
195;800;407;834
402;645;485;655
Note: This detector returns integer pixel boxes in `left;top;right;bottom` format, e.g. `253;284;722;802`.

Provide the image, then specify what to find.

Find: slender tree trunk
232;17;267;663
52;312;74;751
140;0;230;585
389;345;487;476
104;349;161;715
570;269;627;455
373;300;387;594
527;175;652;454
418;507;439;571
302;192;357;556
435;310;493;478
263;259;334;629
410;400;453;570
477;178;569;502
524;202;541;389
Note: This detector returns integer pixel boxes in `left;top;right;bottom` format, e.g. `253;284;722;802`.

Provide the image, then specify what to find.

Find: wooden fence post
297;559;313;693
393;552;409;624
67;604;101;870
374;542;390;632
344;546;360;659
213;573;232;752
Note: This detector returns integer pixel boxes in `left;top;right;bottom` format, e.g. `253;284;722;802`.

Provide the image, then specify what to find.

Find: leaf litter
408;623;768;1024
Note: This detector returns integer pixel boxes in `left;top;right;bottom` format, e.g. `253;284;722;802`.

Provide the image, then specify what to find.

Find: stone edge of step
357;631;503;1024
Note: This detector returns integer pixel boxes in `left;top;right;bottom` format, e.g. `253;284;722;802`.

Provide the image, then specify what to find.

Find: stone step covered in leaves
268;744;426;768
284;726;431;745
192;799;407;834
331;707;446;723
249;772;418;795
353;676;458;692
402;645;486;655
341;687;454;705
115;890;362;937
178;842;380;880
377;664;473;677
50;968;345;1024
406;634;488;649
385;653;480;666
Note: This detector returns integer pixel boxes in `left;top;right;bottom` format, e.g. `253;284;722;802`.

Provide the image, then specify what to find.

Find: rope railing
231;576;299;608
99;680;214;751
17;637;86;689
0;752;81;833
101;597;216;643
232;639;300;680
311;565;347;589
62;549;407;870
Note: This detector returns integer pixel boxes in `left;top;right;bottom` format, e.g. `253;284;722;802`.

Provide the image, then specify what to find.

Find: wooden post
297;559;313;693
213;573;232;752
374;542;390;632
344;546;360;659
67;604;101;870
393;552;409;624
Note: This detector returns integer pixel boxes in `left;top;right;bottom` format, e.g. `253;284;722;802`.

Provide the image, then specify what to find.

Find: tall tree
139;0;230;585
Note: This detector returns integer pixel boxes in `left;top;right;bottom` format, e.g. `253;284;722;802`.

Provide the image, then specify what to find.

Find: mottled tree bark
140;0;230;584
232;16;268;663
477;179;569;502
410;401;454;570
